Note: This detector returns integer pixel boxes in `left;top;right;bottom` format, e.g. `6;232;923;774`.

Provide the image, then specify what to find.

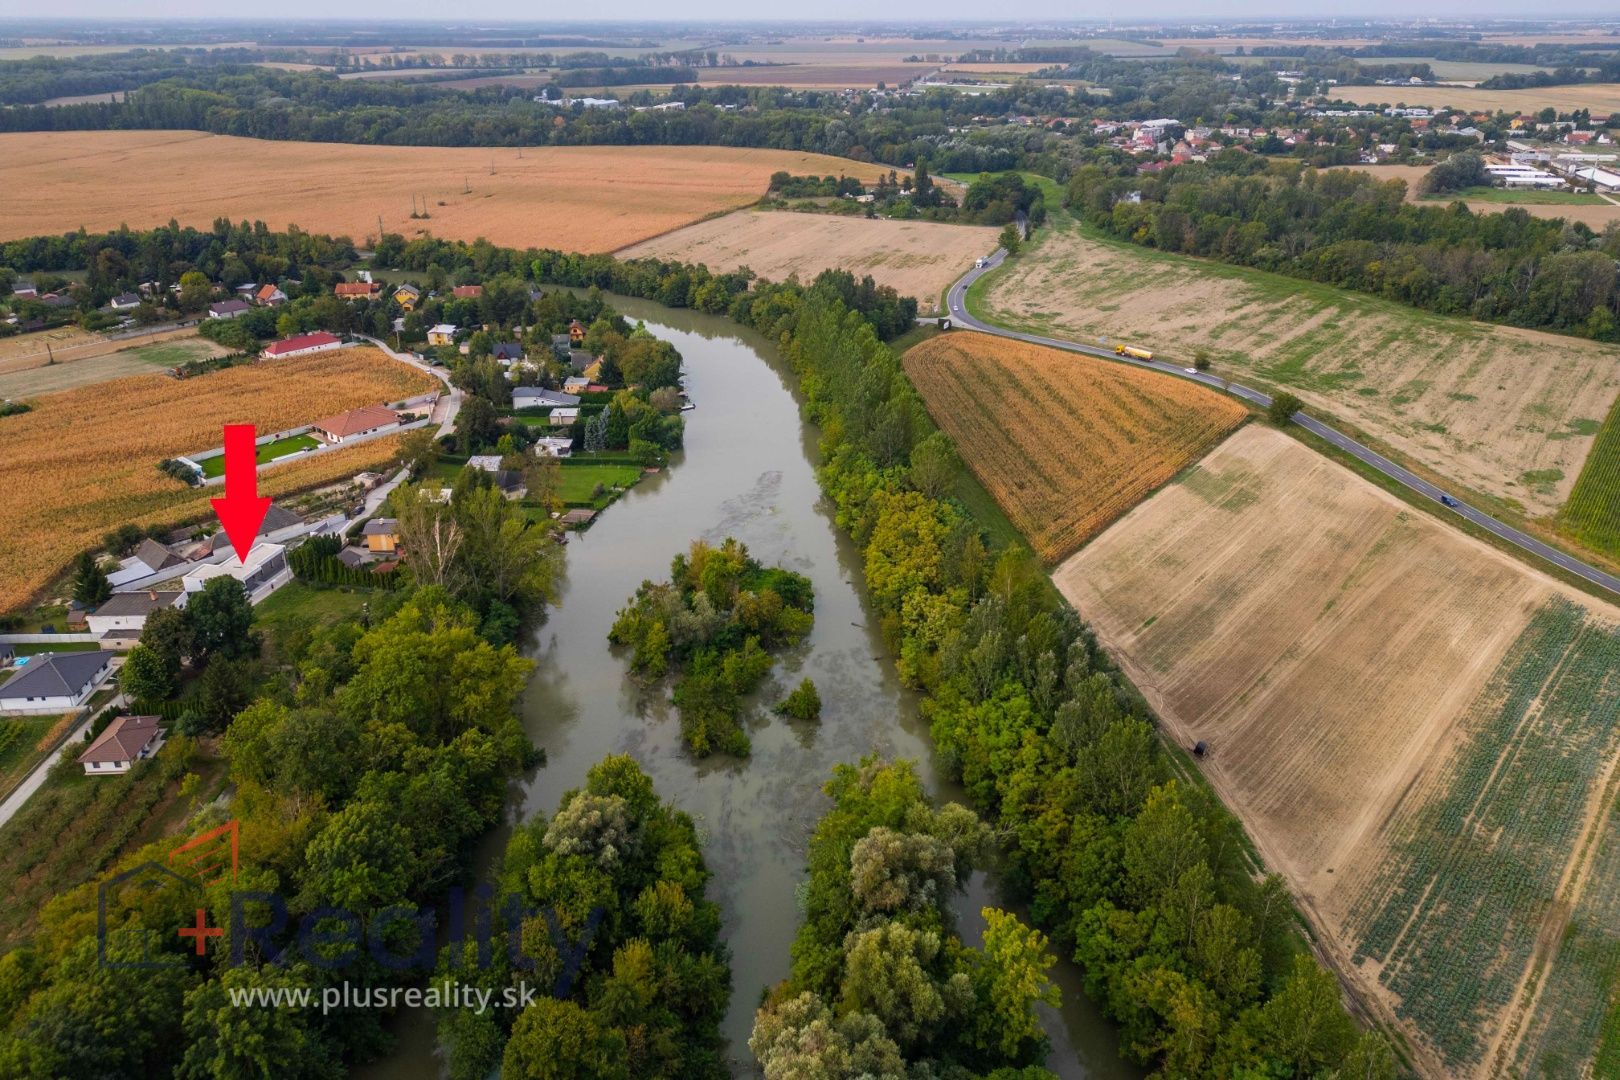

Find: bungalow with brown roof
78;714;166;775
255;284;288;306
453;284;483;299
335;281;382;300
362;518;401;554
262;331;342;359
312;405;400;445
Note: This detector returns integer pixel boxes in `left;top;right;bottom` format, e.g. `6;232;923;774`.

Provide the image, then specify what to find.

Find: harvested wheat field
1337;82;1620;114
620;210;996;313
982;225;1620;514
0;131;885;252
0;326;230;397
0;346;435;612
902;332;1247;561
1057;423;1620;1078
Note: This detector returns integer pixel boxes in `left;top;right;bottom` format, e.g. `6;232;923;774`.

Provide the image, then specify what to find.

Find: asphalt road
943;250;1620;598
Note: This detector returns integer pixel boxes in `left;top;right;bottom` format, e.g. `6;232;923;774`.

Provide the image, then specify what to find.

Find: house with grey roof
78;714;165;775
512;387;580;410
0;651;116;714
107;538;187;587
204;503;302;555
87;591;181;636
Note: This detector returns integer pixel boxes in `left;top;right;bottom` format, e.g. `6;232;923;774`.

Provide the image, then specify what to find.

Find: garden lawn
199;432;322;478
560;462;642;507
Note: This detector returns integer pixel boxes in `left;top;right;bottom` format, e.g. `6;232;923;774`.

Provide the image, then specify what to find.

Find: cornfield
1560;395;1620;560
903;332;1248;562
0;347;434;612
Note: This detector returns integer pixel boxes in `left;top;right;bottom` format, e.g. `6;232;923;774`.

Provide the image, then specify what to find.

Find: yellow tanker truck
1114;344;1154;361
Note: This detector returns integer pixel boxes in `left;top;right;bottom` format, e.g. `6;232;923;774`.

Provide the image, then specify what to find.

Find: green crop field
199;432;321;477
1419;186;1609;205
1560;392;1620;560
1347;598;1620;1069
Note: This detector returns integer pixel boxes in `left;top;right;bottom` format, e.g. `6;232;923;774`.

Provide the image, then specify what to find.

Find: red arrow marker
209;424;271;564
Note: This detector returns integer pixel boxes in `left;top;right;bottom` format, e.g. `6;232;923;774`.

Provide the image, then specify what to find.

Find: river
360;295;1134;1079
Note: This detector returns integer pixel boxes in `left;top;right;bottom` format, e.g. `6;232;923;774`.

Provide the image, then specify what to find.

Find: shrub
778;678;822;721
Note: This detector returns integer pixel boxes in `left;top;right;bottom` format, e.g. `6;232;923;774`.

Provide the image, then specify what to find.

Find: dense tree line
0;585;540;1076
434;754;731;1079
1067;150;1620;340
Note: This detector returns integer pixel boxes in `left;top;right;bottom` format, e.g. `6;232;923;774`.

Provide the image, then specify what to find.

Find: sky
2;5;1618;21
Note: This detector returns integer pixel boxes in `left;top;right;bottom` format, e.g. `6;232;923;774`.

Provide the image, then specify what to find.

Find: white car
1184;367;1199;374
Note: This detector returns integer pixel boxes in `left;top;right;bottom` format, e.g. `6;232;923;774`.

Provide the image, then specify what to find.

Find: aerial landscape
1;7;1619;1080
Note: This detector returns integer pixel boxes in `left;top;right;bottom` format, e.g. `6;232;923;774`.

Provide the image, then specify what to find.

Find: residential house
549;407;580;428
491;341;524;363
567;349;594;373
254;284;288;306
362;518;401;554
0;651;116;715
311;405;400;445
393;283;422;310
533;436;574;458
562;376;589;394
568;319;586;345
78;714;166;775
203;503;303;556
207;299;252;319
107;292;142;311
550;333;572;362
512;387;580;410
262;331;342;359
179;543;292;606
335;281;381;300
452;284;483;299
11;285;38;300
466;455;503;473
336;547;368;569
86;590;179;636
107;537;187;587
428;324;458;346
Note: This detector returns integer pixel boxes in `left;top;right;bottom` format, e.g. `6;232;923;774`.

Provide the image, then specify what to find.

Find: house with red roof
255;284;288;306
261;331;343;359
335;281;381;300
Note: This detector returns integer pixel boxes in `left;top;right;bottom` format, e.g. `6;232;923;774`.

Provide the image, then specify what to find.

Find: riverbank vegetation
434;754;731;1080
0;583;539;1075
750;756;1061;1076
610;538;815;756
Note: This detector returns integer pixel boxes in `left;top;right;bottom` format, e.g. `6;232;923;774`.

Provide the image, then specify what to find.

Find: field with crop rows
1055;424;1620;1077
902;332;1247;562
0;131;886;253
978;219;1620;515
1558;392;1620;562
1348;597;1620;1070
0;346;433;611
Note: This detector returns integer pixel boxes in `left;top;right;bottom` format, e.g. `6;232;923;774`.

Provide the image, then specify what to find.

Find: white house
86;591;180;636
261;331;342;359
311;405;400;445
533;437;574;458
466;454;503;473
78;714;165;775
106;538;188;587
179;543;292;606
0;651;117;715
513;387;581;410
208;299;252;319
549;407;580;427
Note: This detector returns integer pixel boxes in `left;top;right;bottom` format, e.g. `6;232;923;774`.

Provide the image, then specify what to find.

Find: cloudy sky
2;4;1617;20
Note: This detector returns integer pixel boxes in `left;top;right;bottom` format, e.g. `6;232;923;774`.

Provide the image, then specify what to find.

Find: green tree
1193;347;1212;371
908;430;959;500
186;576;256;662
999;223;1022;256
1267;392;1304;426
70;551;112;607
972;908;1060;1058
778;678;822;720
501;998;628;1080
140;606;194;674
176;966;341;1080
119;644;174;702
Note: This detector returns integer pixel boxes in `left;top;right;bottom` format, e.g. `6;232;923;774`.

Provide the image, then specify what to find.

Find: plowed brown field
902;332;1248;561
